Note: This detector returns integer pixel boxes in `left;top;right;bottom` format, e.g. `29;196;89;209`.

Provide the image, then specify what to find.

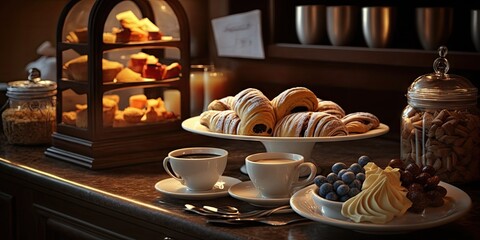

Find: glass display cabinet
45;0;191;169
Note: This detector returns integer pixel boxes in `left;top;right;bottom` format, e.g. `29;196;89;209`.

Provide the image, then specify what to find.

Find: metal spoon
208;217;310;226
202;205;239;215
184;204;291;219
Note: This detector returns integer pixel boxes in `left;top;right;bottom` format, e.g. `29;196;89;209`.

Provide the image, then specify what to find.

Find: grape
341;171;355;184
314;175;327;187
336;184;350;196
388;158;404;169
415;172;431;185
325;191;339;201
422;165;436;176
349;163;364;174
338;169;348;178
349;179;362;189
425;176;440;190
356;172;366;182
340;195;350;202
358;155;371;167
400;170;414;187
407;191;428;213
333;180;343;190
434;186;447;197
332;162;347;174
319;183;333;197
348;187;360;197
408;183;424;193
326;172;338;183
406;163;421;176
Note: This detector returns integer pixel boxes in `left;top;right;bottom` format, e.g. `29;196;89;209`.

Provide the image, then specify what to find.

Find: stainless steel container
416;7;453;50
472;9;480;52
295;5;326;45
326;6;359;46
362;6;396;48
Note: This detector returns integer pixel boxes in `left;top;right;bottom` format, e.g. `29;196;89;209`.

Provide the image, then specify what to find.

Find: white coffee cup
163;147;228;191
245;152;317;198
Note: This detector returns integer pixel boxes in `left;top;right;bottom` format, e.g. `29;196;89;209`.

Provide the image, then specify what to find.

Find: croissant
199;110;240;135
207;96;235;111
271;87;318;121
273;112;348;137
232;88;276;136
317;99;346;119
341;112;380;133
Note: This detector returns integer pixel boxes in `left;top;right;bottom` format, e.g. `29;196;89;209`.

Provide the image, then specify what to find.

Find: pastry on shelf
123;107;145;123
233;88;276;136
317;99;346;119
114;10;162;43
143;63;165;80
273;112;348;137
129;94;148;109
62;111;77;126
207;96;234;111
162;62;182;79
65;27;88;43
341;112;380;133
116;67;143;83
271;87;318;121
62;55;123;82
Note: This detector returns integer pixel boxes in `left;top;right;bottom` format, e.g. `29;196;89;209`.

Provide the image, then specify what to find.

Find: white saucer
155;176;241;200
228;181;291;207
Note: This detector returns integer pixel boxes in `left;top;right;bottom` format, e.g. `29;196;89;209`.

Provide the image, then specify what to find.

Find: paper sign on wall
211;10;265;59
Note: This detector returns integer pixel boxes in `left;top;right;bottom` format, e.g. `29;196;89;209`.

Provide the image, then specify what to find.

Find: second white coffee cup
246;152;317;198
163;147;228;191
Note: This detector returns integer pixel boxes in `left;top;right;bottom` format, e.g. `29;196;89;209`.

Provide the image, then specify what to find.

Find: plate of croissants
182;87;389;143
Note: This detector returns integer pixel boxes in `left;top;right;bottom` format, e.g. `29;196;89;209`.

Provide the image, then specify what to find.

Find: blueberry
319;183;333;197
338;169;348;178
340;195;350;202
358;155;371;167
341;171;355;184
332;162;347;174
326;172;338;183
333;180;343;190
349;179;362;189
348;187;361;197
336;184;350;196
356;172;366;182
325;191;339;201
349;163;364;174
314;175;328;187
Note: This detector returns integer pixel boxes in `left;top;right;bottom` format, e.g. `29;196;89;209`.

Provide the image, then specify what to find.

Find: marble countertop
1;133;479;240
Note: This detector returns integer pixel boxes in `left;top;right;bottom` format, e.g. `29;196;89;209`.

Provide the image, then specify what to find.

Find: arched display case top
59;0;188;44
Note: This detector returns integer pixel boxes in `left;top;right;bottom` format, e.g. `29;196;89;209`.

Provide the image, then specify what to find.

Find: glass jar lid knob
433;46;449;75
28;68;42;84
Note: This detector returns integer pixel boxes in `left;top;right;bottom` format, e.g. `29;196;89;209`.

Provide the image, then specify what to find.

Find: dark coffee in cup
176;153;220;159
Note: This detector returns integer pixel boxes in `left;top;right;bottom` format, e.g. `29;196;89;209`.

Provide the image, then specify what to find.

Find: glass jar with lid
1;68;57;145
401;46;479;184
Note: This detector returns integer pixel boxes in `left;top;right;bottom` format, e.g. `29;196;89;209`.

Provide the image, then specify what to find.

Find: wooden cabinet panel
0;191;14;240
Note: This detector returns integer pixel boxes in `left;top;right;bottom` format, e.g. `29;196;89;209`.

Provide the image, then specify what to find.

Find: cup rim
245;152;304;164
168;147;228;160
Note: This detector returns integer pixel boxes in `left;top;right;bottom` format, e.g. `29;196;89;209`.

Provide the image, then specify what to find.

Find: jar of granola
401;46;479;184
1;68;57;145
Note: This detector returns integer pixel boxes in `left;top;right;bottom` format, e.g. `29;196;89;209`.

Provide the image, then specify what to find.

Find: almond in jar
400;46;479;184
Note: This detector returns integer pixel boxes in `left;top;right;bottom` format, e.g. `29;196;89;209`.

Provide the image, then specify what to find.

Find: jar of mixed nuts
1;68;57;145
401;46;479;184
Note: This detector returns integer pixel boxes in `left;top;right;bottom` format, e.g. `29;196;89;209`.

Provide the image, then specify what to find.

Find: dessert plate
290;183;472;234
228;181;291;207
155;176;241;200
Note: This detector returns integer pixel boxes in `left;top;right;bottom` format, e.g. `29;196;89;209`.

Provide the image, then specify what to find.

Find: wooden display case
46;0;192;169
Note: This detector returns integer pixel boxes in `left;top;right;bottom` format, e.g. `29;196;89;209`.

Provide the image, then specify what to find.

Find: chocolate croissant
341;112;380;133
199;110;240;135
273;112;348;137
232;88;276;136
317;99;346;119
271;87;318;121
207;96;235;111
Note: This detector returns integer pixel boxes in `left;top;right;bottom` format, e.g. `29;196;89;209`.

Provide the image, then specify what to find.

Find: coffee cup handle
163;157;185;185
293;162;317;188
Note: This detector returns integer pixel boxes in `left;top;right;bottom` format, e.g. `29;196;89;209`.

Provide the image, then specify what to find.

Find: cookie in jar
401;46;480;184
